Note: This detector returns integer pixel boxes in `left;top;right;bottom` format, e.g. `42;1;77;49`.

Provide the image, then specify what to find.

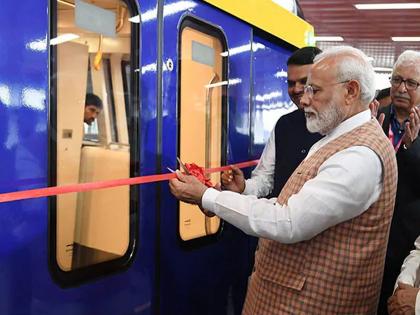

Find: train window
178;18;227;242
49;0;139;283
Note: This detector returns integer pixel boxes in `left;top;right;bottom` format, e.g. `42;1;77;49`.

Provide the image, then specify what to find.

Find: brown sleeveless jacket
243;119;397;315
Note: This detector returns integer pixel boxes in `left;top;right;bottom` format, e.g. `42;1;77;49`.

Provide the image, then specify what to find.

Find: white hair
314;46;376;105
393;50;420;77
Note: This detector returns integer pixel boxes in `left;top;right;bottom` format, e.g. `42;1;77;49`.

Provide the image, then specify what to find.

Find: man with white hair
378;50;420;315
169;46;397;313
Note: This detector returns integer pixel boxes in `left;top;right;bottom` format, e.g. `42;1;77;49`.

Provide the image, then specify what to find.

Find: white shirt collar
307;109;372;157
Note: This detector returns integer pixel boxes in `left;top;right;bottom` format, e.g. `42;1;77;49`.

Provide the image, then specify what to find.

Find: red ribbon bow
184;163;214;187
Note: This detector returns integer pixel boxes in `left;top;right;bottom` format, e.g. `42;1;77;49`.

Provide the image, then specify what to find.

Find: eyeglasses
390;76;420;91
303;80;350;99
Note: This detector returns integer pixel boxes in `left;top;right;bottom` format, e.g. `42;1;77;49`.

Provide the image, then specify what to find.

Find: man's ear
345;80;361;105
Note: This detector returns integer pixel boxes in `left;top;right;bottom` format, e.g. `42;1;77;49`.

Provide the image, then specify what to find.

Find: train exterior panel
0;0;312;314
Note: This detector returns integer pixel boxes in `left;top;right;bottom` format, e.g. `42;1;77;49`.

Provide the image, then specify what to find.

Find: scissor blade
177;157;190;175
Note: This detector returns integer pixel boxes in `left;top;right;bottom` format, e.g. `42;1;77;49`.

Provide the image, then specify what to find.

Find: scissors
176;157;191;175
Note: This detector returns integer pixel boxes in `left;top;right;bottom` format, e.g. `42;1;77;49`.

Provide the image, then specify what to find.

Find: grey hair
314;46;376;105
393;50;420;77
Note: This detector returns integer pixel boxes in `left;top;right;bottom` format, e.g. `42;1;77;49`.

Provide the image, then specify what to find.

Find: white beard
305;101;344;135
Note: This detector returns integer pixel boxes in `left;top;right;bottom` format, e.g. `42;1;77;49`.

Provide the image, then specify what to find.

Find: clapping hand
388;282;419;315
369;99;385;126
402;106;420;149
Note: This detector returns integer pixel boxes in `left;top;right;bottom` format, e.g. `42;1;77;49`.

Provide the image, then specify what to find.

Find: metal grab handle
205;73;219;169
204;73;219;235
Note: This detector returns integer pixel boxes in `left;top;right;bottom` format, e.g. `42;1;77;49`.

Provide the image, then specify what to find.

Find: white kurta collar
307;109;372;158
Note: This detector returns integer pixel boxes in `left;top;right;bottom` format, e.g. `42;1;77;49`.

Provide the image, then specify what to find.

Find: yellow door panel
179;26;224;241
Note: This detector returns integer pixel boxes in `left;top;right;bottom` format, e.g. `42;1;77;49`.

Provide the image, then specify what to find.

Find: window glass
178;21;227;242
51;0;137;274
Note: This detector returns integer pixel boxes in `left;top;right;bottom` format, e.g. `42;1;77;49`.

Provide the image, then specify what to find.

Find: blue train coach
0;0;313;314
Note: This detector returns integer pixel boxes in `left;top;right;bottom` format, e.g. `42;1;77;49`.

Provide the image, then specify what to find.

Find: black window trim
103;58;119;143
121;59;132;142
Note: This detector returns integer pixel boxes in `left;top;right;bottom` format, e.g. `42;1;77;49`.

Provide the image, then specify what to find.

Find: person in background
223;46;323;198
378;50;420;315
376;87;392;108
170;46;397;314
388;236;420;315
84;93;103;125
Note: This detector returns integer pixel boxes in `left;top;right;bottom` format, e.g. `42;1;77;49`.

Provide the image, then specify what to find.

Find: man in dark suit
378;50;420;315
222;46;323;197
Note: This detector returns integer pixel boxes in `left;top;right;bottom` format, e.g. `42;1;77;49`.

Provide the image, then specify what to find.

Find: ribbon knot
184;163;214;187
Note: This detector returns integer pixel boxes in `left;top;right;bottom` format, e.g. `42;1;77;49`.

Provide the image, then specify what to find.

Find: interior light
50;33;80;45
355;3;420;10
314;36;344;42
392;37;420;42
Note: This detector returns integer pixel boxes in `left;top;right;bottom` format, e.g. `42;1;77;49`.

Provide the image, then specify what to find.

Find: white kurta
202;110;383;244
394;236;420;315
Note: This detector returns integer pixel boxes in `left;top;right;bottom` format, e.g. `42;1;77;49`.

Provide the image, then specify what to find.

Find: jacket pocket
257;267;306;292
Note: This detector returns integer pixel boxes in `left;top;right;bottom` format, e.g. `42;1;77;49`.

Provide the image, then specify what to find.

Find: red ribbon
0;160;259;203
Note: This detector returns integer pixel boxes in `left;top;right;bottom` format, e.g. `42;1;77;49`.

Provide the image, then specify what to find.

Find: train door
46;1;155;314
159;2;256;313
50;0;139;283
178;22;224;241
0;0;158;313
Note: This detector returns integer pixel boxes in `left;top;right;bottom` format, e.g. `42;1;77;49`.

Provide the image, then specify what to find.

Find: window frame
121;59;132;142
176;16;228;248
103;58;119;143
48;0;140;287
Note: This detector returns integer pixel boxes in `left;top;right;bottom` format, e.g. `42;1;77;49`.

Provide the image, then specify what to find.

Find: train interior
55;0;132;271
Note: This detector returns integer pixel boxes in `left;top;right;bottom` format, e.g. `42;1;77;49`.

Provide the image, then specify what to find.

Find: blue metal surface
250;34;294;158
0;0;156;314
138;0;160;314
0;0;298;314
0;1;50;314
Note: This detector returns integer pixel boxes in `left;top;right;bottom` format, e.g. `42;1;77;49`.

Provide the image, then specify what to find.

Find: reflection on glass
83;120;99;142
